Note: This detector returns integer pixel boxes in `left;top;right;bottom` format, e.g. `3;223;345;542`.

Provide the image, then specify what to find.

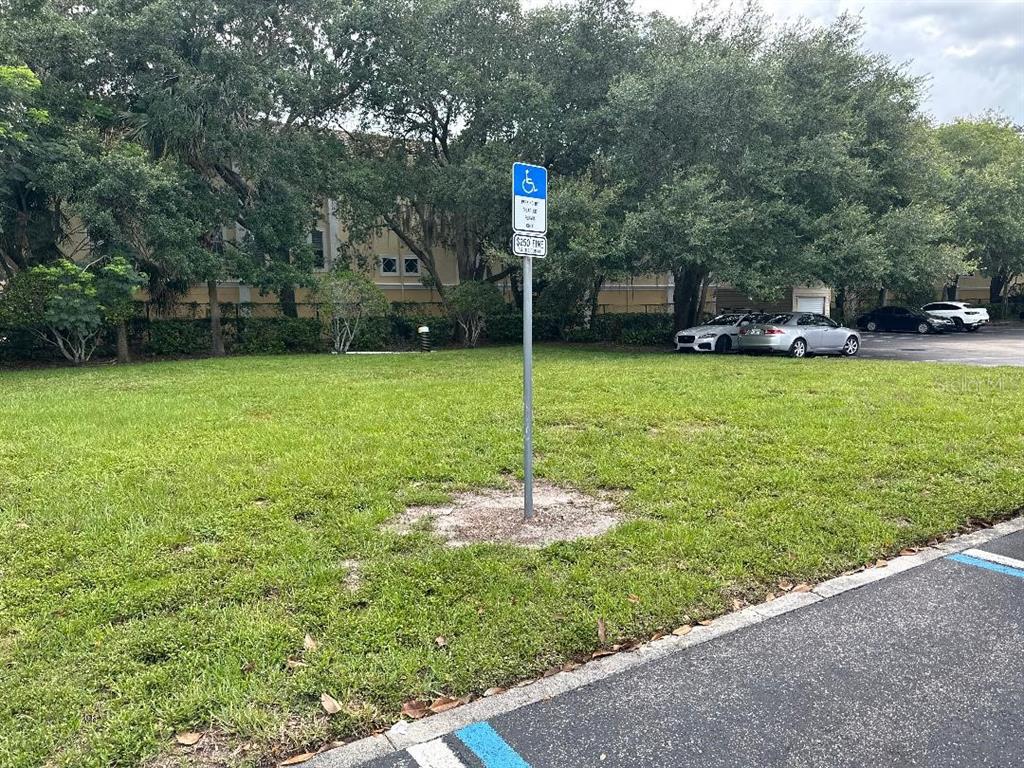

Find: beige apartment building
63;197;1007;321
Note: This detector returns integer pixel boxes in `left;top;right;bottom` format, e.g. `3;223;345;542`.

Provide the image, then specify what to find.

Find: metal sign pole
512;161;546;522
523;254;534;520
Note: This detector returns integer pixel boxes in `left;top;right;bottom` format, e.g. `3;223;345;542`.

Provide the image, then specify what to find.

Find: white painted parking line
408;739;466;768
962;548;1024;572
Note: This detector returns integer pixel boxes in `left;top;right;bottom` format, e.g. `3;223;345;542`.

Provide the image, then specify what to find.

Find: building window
403;256;420;276
311;229;325;269
380;256;398;276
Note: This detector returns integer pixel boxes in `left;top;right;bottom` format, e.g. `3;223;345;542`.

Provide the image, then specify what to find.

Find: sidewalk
312;516;1024;768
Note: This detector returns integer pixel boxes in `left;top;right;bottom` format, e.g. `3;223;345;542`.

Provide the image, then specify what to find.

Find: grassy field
1;347;1022;767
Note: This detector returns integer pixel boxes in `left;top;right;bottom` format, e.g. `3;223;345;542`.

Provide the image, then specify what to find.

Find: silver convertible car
737;312;861;358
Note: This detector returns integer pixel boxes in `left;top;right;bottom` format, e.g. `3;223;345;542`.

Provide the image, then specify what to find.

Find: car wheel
714;335;731;353
916;322;930;334
789;338;807;358
966;324;980;332
842;336;859;356
952;317;964;331
866;321;878;332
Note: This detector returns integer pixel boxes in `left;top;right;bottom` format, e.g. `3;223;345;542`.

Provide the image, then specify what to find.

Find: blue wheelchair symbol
513;163;547;200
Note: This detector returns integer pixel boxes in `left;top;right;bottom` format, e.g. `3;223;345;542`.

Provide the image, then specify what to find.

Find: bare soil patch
389;481;625;547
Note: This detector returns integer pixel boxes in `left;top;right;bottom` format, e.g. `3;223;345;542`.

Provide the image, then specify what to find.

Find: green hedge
591;313;675;345
979;301;1024;321
233;317;323;354
144;319;211;356
1;310;678;364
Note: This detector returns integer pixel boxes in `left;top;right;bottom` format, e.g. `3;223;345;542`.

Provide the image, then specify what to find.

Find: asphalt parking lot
856;323;1024;366
340;521;1024;768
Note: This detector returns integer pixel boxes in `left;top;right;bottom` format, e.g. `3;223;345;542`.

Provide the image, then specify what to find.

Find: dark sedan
855;306;955;334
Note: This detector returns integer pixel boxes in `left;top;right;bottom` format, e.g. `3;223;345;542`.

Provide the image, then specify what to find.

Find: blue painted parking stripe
948;553;1024;581
455;722;531;768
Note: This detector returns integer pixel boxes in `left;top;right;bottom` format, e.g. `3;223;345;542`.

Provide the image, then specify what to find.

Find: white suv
921;301;990;331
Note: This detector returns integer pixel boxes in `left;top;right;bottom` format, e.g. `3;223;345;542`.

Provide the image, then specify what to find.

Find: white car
674;312;770;353
921;301;990;331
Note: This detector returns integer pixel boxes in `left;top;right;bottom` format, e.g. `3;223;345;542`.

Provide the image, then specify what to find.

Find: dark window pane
311;229;325;269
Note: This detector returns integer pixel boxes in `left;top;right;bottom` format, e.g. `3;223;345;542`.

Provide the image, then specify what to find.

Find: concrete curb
307;514;1024;767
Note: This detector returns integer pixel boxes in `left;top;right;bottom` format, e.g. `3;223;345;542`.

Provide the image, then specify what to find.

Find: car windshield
706;314;744;325
765;314;792;325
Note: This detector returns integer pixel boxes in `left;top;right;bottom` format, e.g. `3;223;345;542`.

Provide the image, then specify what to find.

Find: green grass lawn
1;347;1022;767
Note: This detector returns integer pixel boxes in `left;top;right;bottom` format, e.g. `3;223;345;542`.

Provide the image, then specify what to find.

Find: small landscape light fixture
417;325;431;352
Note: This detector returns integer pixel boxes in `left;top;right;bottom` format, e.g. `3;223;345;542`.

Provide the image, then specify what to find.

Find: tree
621;168;758;329
541;172;630;327
0;256;143;364
936;117;1024;303
448;280;505;347
0;62;74;278
312;268;387;354
610;11;786;328
329;0;524;305
8;0;360;354
69;142;214;361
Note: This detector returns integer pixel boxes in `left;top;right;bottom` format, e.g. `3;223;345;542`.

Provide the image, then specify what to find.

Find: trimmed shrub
144;319;211;356
233;317;323;355
591;313;674;345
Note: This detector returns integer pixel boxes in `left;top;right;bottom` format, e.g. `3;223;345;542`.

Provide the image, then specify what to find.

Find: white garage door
795;296;826;314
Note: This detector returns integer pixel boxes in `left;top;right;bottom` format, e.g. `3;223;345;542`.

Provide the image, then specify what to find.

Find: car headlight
697;332;717;339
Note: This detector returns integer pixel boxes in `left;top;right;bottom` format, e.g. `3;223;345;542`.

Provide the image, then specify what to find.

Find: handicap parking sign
512;162;547;235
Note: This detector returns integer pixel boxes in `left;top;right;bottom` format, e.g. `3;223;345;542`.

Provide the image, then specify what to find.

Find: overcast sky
530;0;1024;124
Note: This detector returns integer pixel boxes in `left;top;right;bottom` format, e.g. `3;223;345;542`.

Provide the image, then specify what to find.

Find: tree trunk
990;269;1008;304
208;280;226;356
835;287;847;324
877;287;887;307
585;275;604;328
672;265;702;330
510;265;523;311
279;284;298;318
116;320;130;364
945;275;959;301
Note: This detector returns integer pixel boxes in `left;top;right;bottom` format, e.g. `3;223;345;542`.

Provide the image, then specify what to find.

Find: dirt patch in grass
144;730;246;768
389;481;625;547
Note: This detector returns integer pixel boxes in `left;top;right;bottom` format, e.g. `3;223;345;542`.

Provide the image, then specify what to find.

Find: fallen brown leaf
792;583;812;593
591;649;616;659
430;696;462;714
175;732;203;747
320;693;341;715
483;687;506;697
286;659;308;670
401;700;430;719
672;625;692;636
697;619;713;626
875;559;888;568
764;592;776;602
627;594;640;604
778;579;794;592
731;599;745;611
435;635;447;648
280;753;317;766
303;634;318;652
899;548;917;556
597;618;607;643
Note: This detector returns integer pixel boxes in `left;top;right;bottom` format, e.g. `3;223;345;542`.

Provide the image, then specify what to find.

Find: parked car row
855;302;990;333
674;300;992;358
674;312;860;358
